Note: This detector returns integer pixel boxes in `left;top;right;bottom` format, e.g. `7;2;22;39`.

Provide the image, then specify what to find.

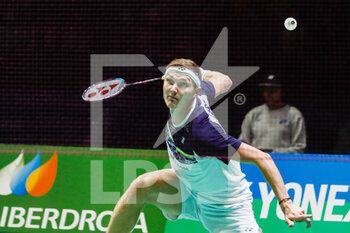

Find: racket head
82;78;126;102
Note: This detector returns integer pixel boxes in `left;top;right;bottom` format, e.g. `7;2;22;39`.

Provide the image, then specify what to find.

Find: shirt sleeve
192;116;242;163
200;81;216;103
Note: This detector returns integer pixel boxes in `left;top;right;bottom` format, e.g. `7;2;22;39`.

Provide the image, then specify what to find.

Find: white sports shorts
165;180;263;233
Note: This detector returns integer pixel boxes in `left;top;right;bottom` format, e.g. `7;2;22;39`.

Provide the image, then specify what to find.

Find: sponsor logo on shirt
279;119;288;124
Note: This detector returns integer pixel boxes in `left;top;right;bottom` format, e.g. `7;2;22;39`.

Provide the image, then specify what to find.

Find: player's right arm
202;70;232;98
235;142;312;228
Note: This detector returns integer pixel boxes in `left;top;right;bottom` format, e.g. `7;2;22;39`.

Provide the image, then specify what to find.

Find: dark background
0;0;349;154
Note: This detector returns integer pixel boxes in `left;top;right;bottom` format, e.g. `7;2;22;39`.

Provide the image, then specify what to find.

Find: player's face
163;71;198;110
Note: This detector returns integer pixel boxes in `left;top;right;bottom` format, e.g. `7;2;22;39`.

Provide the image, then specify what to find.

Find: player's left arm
202;70;232;98
235;142;312;228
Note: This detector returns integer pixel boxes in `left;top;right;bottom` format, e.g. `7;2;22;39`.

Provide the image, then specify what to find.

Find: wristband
279;197;291;205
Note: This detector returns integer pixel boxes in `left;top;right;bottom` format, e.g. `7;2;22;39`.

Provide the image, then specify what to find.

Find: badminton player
107;59;312;233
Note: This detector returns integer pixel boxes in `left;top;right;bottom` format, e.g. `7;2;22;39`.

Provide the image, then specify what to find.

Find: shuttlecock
284;17;297;31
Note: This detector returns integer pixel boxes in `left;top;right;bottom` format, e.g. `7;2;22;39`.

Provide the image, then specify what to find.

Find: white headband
163;66;201;87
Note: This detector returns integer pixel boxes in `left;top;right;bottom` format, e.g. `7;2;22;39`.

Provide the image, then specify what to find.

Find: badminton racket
82;77;161;102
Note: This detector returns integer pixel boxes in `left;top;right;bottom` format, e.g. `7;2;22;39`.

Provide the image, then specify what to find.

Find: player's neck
171;99;196;128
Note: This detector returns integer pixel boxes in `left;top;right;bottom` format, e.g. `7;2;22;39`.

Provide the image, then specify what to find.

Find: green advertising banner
0;145;169;233
0;145;349;233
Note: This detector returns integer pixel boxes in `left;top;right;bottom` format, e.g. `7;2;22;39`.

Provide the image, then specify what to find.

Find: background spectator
239;74;306;153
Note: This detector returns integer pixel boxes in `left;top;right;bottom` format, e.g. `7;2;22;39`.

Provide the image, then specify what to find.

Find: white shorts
166;181;263;233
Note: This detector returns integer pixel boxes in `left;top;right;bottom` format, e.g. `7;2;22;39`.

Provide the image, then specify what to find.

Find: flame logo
0;151;57;197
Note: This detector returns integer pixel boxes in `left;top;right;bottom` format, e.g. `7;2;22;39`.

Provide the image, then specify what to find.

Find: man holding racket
107;59;312;233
